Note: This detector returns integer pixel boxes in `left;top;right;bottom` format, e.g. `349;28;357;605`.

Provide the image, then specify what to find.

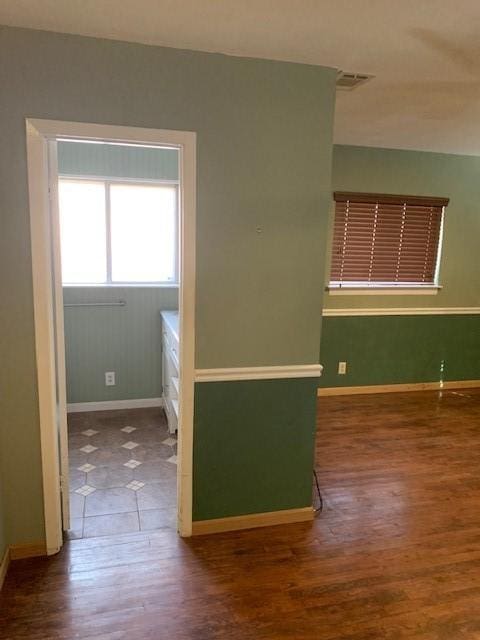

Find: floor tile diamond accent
78;463;96;473
82;429;99;437
80;444;98;454
167;455;178;465
68;407;174;539
75;484;96;496
125;480;145;491
123;459;142;469
122;441;139;450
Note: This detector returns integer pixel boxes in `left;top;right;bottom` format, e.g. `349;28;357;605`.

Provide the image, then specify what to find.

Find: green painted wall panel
193;378;318;520
319;315;480;387
326;145;480;309
0;26;335;544
63;287;178;403
58;141;178;180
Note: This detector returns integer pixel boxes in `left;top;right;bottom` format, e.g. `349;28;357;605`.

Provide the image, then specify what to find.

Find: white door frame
26;119;196;553
47;140;70;531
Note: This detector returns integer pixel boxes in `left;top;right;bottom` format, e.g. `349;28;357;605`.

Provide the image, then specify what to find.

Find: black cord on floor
313;469;323;514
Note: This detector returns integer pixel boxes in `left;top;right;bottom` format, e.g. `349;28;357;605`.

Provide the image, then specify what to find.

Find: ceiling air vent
336;71;374;90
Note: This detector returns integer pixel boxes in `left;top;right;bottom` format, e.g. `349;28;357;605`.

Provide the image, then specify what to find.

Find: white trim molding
27;121;63;555
192;506;314;535
195;364;323;383
67;398;163;413
318;380;480;396
323;307;480;317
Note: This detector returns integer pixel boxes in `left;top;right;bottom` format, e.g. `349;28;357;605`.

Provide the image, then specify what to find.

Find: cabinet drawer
161;312;180;435
164;396;178;433
171;375;179;397
164;322;179;352
163;335;179;371
164;343;179;375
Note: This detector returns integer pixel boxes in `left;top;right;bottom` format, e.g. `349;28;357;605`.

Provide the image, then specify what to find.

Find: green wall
193;378;318;520
58;141;179;404
320;314;480;387
58;140;178;181
320;145;480;388
326;145;480;310
0;26;336;545
63;287;178;402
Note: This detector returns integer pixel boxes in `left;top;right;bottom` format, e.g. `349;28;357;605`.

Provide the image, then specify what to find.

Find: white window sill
327;285;441;296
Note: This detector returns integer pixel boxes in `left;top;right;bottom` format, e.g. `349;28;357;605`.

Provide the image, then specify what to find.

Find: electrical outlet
338;361;347;375
105;371;115;386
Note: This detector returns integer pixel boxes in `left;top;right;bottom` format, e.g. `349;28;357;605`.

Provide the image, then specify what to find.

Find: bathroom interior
58;140;182;539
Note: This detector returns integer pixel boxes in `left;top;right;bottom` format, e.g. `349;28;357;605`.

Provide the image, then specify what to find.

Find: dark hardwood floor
2;388;480;639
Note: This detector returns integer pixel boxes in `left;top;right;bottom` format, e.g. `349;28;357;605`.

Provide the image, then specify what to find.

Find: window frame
327;191;449;295
58;174;179;287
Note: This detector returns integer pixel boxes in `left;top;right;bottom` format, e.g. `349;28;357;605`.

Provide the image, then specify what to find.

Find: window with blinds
330;192;449;287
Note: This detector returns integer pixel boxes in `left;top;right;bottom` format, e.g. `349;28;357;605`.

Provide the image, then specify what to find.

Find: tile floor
67;407;177;539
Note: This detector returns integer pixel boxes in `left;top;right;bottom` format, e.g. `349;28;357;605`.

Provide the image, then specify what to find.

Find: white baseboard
318;380;480;396
67;397;163;413
191;506;314;535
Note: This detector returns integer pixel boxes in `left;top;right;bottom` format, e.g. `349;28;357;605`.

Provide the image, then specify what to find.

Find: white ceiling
2;0;480;155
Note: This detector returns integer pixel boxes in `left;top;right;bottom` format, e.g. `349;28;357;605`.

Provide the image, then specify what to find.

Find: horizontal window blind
330;192;449;286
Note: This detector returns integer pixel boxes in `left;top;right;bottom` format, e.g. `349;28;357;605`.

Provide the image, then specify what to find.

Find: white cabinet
161;311;180;434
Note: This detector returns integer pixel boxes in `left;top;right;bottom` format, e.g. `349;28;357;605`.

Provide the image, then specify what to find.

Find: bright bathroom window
58;178;178;285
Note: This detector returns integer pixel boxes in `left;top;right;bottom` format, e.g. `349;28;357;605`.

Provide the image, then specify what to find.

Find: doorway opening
26;120;196;554
60;141;180;538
